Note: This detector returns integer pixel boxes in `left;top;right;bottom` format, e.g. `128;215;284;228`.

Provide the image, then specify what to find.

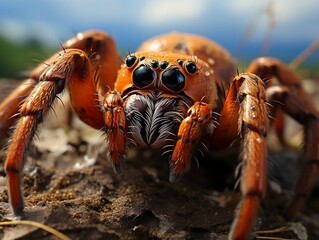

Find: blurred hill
0;34;52;78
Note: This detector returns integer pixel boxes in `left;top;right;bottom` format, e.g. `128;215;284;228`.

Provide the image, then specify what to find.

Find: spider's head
115;52;216;149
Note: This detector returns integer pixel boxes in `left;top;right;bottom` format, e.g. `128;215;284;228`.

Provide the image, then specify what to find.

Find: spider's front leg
0;62;55;139
230;74;268;240
212;73;268;240
0;79;36;139
5;49;96;216
248;57;319;219
0;30;119;140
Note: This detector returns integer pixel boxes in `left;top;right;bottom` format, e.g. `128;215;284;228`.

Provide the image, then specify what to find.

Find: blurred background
0;0;318;78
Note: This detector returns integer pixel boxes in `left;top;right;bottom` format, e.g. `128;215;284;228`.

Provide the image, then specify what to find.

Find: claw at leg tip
12;207;24;219
169;172;183;183
112;161;125;175
169;160;187;182
169;164;183;183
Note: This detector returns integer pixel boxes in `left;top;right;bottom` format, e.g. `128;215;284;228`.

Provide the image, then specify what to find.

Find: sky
0;0;318;61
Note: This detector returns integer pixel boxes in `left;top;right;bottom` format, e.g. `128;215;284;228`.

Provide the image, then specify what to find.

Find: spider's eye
185;61;197;75
133;65;155;88
126;55;137;68
162;68;185;92
160;61;169;69
177;59;183;66
150;60;159;69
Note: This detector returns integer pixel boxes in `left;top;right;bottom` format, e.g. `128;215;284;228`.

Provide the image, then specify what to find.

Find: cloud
53;0;127;23
138;0;207;27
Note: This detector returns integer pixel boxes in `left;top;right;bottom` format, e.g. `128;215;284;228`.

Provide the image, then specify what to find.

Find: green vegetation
0;35;53;78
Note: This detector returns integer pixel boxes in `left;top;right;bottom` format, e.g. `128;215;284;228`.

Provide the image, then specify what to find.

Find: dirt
0;79;318;240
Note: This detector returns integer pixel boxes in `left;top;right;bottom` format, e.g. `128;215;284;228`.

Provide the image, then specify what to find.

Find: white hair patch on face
124;91;186;149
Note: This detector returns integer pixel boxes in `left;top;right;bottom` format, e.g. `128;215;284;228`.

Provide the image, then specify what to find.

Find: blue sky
0;0;318;61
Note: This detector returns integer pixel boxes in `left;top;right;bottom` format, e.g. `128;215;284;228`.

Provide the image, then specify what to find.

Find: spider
0;30;318;240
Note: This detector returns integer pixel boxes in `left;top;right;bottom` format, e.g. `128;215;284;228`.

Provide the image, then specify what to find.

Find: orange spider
0;30;318;240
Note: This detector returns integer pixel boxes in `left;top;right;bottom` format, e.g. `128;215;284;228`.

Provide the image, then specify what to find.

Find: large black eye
126;55;137;68
133;65;155;88
185;61;197;74
162;68;185;92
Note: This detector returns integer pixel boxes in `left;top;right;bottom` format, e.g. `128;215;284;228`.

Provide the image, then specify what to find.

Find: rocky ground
0;78;318;240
